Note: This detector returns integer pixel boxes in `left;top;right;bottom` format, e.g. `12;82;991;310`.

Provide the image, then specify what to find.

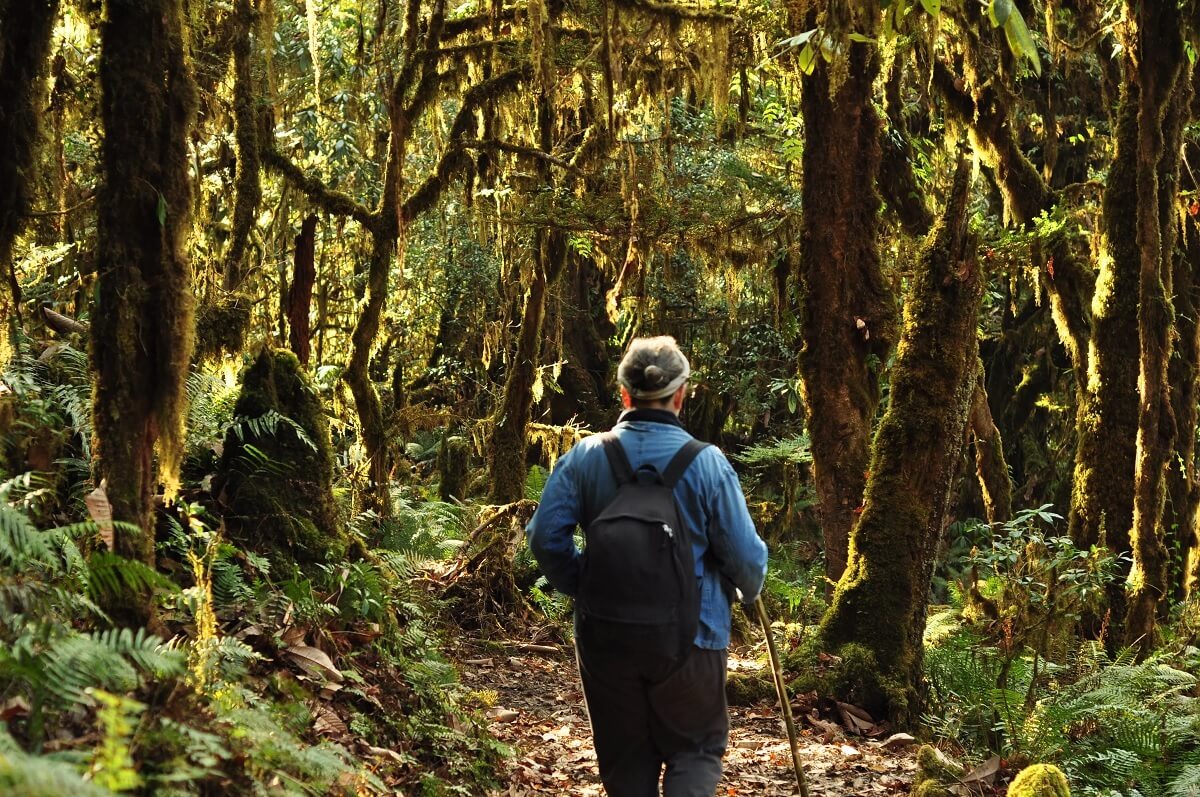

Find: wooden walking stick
754;596;811;797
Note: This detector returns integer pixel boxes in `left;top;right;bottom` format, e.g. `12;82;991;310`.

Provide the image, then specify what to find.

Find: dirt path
456;645;917;796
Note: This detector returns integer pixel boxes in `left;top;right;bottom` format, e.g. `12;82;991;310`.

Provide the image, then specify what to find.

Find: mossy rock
1008;764;1070;797
909;744;966;797
216;348;354;565
726;669;777;706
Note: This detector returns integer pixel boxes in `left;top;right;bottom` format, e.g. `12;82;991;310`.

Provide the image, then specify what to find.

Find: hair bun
644;365;664;384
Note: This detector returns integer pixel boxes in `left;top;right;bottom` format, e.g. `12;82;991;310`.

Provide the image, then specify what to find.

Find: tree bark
0;0;61;335
92;0;197;591
1176;141;1200;600
970;361;1012;524
222;0;262;293
1068;87;1140;555
1126;1;1187;651
818;157;982;727
287;214;318;364
796;1;897;586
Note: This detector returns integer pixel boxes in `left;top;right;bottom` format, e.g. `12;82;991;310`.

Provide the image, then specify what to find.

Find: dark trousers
575;620;729;797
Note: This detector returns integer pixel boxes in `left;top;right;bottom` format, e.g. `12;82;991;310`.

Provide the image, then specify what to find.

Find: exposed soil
455;644;918;796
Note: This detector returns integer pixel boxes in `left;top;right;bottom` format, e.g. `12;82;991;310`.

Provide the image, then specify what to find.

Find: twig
24;192;96;217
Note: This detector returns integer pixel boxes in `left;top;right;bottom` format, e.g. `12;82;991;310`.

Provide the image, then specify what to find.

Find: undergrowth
924;506;1200;797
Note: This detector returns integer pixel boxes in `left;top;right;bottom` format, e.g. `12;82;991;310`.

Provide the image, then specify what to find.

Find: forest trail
456;645;917;796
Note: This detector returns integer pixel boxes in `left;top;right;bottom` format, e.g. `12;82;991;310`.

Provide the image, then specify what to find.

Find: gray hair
617;336;691;401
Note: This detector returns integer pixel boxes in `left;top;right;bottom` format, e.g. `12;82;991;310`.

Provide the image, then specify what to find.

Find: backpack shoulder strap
661;439;711;488
600;433;635;485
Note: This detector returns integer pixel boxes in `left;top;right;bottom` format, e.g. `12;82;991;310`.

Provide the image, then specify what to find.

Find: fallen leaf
960;754;1000;784
284;645;344;682
311;702;347;738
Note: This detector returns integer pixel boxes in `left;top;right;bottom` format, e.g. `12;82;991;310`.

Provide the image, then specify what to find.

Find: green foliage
0;725;113;797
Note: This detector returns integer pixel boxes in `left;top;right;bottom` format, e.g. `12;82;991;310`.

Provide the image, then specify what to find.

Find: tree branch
262;147;378;229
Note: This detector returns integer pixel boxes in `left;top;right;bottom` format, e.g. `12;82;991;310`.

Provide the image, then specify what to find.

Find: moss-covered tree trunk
222;0;262;294
1176;139;1200;599
489;0;564;503
970;361;1012;524
1126;2;1187;651
92;0;197;579
796;0;897;585
1068;87;1139;558
0;0;61;337
818;158;983;726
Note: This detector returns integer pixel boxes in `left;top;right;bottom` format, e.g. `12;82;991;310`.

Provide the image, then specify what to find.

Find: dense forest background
2;0;1200;794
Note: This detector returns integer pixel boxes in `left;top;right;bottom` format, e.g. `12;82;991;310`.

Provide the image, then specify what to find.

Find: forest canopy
2;0;1200;794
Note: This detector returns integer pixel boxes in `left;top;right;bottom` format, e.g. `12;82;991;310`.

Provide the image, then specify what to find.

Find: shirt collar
617;408;684;428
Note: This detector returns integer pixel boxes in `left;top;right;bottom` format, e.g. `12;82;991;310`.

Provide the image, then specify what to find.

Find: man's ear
620;385;633;409
671;384;686;411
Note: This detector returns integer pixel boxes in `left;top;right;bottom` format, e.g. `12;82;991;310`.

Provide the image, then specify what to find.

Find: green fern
230;409;318;453
0;726;112;797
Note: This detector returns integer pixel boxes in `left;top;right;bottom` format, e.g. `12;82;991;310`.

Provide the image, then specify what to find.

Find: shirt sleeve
525;448;584;596
703;451;769;603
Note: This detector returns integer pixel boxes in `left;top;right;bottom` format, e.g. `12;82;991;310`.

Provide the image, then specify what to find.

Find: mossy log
1007;764;1070;797
817;158;983;726
216;349;353;566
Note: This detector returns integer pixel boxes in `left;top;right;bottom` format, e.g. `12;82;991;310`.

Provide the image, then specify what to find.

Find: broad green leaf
919;0;940;16
848;32;876;43
1004;9;1042;76
990;0;1013;27
798;41;818;75
156;193;167;227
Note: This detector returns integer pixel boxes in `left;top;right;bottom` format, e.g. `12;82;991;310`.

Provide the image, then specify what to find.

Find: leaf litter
455;645;917;796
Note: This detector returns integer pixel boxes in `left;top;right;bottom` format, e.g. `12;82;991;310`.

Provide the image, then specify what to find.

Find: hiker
526;336;769;797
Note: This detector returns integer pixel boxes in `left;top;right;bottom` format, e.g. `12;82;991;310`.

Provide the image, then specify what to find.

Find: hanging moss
194;293;252;360
215;348;355;567
1007;765;1070;797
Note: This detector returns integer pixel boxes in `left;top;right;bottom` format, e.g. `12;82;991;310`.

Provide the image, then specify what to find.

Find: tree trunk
818;158;982;727
287;214;318;364
970;361;1012;524
1068;87;1140;556
796;2;897;586
222;0;262;294
0;0;61;337
1126;3;1187;651
488;0;565;503
1176;140;1200;600
345;224;397;508
92;0;197;588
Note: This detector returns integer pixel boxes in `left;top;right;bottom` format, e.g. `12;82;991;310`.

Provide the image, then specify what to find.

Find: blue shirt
525;411;768;650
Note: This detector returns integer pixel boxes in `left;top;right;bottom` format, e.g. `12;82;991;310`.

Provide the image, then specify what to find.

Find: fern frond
230;410;317;453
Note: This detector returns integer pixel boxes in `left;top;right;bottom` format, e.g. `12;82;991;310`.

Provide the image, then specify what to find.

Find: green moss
216;348;354;566
194;294;251;360
1007;764;1070;797
725;669;776;706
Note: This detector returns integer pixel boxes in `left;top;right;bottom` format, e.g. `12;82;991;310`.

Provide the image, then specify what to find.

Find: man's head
617;336;691;413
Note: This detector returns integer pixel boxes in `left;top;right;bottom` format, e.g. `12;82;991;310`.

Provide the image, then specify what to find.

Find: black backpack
576;434;710;659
